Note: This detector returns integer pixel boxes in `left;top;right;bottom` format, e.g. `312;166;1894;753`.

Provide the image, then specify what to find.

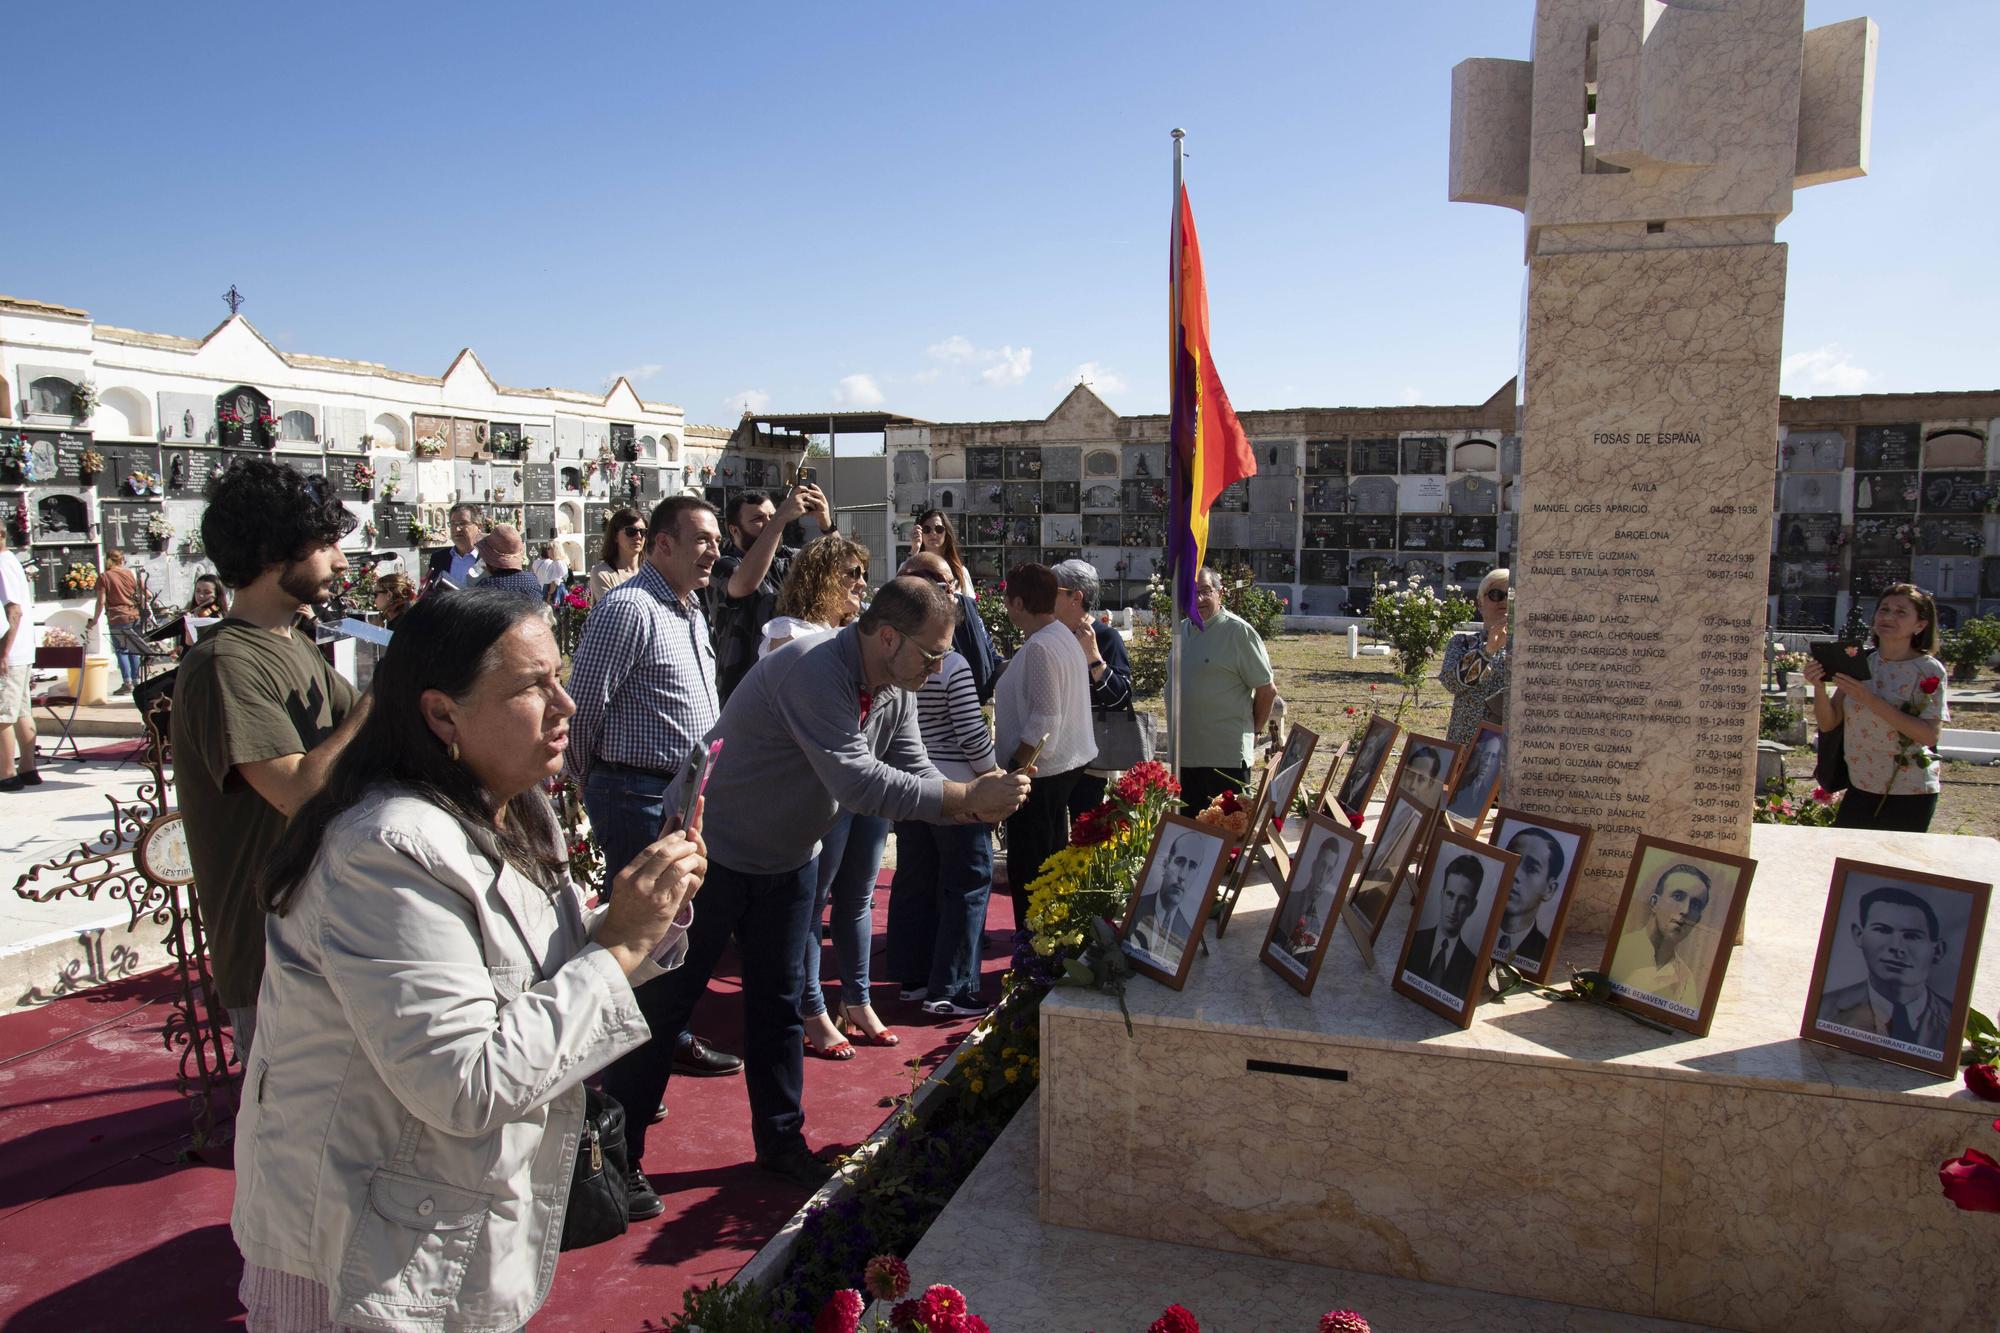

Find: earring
449;740;460;762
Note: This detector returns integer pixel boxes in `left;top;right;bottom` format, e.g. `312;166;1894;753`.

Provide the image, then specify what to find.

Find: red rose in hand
1920;675;1942;694
1940;1145;2000;1212
1967;1065;2000;1103
813;1288;864;1333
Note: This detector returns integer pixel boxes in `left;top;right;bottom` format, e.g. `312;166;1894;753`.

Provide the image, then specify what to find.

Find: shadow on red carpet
0;877;1017;1331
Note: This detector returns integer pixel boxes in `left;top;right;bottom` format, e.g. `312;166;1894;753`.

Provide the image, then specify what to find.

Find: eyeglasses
899;631;949;670
1483;588;1510;604
920;523;947;534
621;526;646;539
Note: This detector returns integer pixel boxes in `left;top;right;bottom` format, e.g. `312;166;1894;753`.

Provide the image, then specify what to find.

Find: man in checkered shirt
564;494;743;1220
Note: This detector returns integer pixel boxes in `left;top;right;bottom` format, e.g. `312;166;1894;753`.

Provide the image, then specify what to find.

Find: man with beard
173;459;371;1055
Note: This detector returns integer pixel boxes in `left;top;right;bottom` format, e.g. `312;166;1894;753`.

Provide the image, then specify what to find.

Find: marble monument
1450;0;1878;932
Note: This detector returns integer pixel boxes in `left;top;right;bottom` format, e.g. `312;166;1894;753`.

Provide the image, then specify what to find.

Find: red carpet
0;879;1018;1331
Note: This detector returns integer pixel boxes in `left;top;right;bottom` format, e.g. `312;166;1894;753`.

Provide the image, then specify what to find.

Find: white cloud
833;373;885;407
980;345;1033;386
1400;385;1424;405
722;388;771;417
605;362;665;389
912;366;943;384
1782;344;1875;395
1064;362;1128;396
927;334;978;364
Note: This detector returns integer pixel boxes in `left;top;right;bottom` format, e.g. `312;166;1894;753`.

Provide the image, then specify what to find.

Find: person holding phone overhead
1802;582;1948;832
709;482;835;704
995;564;1097;931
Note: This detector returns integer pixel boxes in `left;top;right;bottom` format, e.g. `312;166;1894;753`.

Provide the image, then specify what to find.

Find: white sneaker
923;996;985;1017
898;986;930;1002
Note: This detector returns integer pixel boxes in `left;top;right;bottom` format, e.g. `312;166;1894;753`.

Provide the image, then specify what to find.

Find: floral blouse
1841;651;1948;797
1439;629;1508;745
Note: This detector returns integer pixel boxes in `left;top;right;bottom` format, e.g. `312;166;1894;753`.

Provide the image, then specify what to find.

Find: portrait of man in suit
1337;721;1392;815
1609;862;1714;1010
1816;886;1955;1055
1399;745;1445;810
1126;826;1217;970
1493;826;1564;971
1404;853;1484;1000
1273;830;1350;969
1351;794;1428;930
1446;728;1504;823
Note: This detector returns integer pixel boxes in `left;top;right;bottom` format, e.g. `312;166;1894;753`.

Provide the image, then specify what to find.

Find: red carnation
1148;1304;1200;1333
865;1253;912;1302
813;1288;864;1333
914;1284;969;1332
1967;1065;2000;1103
1320;1312;1372;1333
1940;1144;2000;1212
1920;675;1942;694
890;1298;922;1330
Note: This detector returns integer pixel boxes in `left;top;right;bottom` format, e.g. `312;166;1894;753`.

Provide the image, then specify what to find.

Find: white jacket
232;788;684;1332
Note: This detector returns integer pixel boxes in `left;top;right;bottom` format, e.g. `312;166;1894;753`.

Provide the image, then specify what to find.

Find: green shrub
1942;615;2000;682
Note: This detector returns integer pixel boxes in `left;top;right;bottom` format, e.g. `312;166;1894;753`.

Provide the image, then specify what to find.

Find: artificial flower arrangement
256;410;282;438
41;627;82;649
145;514;175;544
352;461;376;490
71;380;97;419
125;468;159;496
413;434;448;458
63;562;99;594
78;449;104;479
216;405;243;427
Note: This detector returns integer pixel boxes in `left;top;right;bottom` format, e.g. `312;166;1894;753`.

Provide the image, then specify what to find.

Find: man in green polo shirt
173;459;371;1057
1168;566;1277;817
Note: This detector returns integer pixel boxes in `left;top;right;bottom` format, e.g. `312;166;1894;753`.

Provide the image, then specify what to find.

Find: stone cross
1450;1;1877;934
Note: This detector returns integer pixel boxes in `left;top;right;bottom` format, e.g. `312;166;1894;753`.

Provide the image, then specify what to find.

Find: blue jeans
800;812;891;1019
109;623;144;686
885;819;994;1004
582;764;691;1060
603;855;816;1164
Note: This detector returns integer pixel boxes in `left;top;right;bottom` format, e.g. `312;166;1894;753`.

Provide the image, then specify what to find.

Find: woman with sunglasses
913;509;974;598
1439;567;1510;744
758;536;899;1056
585;506;647;608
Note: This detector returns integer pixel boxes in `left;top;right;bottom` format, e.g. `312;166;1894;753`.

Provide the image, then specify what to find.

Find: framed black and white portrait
1801;860;1989;1078
1333;714;1399;822
1483;808;1593;984
1443;722;1505;833
1260;815;1365;995
1349;791;1437;944
1118;814;1230;990
1266;724;1318;826
1391;828;1520;1028
1382;731;1464;815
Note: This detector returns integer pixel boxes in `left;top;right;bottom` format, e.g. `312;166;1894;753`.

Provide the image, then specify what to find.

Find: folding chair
32;645;85;762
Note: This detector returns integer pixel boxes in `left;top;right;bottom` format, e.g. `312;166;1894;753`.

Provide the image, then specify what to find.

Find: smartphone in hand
1013;731;1050;773
664;739;723;836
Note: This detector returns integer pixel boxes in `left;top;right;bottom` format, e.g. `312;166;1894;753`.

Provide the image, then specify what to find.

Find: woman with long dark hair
586;506;646;607
913;509;974;597
234;588;707;1332
1804;582;1949;832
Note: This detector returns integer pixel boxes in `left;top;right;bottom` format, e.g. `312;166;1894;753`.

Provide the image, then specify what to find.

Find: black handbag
559;1087;631;1251
1813;723;1850;795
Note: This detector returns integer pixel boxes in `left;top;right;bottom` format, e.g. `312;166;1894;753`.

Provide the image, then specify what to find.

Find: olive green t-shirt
172;620;357;1007
1167;608;1275;768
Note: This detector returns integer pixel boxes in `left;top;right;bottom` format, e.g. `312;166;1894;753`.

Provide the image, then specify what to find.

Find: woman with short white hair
1438;567;1510;744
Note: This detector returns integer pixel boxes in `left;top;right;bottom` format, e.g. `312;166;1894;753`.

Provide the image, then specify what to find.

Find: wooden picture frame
1261;815;1367;995
1264;724;1319;829
1347;791;1438;945
1799;859;1990;1078
1596;834;1759;1037
1391;827;1522;1029
1442;722;1506;835
1332;714;1399;821
1212;758;1281;938
1307;737;1351;818
1381;731;1465;816
1482;807;1594;985
1118;813;1232;990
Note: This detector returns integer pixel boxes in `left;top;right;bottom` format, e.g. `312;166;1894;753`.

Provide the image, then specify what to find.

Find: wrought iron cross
222;285;244;315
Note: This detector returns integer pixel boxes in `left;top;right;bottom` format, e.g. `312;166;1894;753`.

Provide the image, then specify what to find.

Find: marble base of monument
1039;825;2000;1332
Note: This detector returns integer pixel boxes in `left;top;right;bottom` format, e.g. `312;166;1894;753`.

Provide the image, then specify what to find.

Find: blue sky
21;2;1997;429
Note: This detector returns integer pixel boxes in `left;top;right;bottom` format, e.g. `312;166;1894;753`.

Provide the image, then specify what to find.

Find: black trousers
1005;767;1083;929
1067;771;1108;821
1832;788;1938;833
603;856;816;1168
1178;765;1248;819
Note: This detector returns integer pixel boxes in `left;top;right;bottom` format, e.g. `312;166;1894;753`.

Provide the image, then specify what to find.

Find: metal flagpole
1167;128;1186;786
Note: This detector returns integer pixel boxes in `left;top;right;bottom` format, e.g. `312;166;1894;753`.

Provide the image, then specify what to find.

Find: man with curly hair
172;459;370;1054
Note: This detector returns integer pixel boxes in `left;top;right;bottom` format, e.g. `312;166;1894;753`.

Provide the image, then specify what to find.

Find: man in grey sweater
619;576;1031;1187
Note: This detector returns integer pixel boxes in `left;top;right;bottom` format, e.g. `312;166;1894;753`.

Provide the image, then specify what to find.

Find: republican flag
1167;182;1256;628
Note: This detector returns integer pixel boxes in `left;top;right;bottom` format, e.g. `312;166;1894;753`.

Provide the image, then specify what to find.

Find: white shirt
0;550;33;667
758;616;833;660
530;556;568;587
994;618;1096;777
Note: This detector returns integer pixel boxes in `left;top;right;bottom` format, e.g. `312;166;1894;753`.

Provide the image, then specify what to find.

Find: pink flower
1966;1065;2000;1103
1368;684;1379;692
865;1254;912;1302
813;1288;864;1333
1149;1305;1200;1333
1320;1313;1372;1333
1809;786;1833;805
914;1284;969;1332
